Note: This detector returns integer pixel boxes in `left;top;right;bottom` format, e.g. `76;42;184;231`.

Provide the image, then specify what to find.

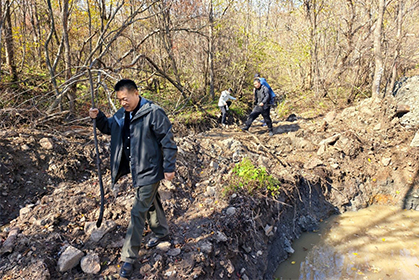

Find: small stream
275;205;419;279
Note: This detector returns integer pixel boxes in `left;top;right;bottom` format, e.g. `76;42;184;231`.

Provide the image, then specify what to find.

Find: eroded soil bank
1;91;419;279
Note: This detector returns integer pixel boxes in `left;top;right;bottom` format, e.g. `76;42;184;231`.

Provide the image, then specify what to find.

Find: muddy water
275;205;419;279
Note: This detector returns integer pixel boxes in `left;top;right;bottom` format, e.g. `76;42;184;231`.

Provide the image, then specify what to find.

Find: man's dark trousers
121;181;169;263
244;106;273;131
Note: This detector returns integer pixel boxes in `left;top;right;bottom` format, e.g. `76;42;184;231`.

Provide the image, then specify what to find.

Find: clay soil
1;95;419;280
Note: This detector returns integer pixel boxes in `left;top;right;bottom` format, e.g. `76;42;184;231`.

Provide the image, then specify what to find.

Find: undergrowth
224;158;281;197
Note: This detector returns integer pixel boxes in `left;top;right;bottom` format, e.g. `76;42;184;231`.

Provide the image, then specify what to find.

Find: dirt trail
1;94;419;279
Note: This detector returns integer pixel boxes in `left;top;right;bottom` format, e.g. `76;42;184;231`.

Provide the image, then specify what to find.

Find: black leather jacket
95;98;177;187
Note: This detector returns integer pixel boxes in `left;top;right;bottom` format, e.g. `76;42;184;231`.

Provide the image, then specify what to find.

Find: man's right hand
89;108;99;119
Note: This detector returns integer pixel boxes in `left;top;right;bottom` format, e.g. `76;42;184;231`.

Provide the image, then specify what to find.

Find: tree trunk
387;0;403;95
29;0;43;67
0;0;3;75
45;0;63;114
4;0;17;81
208;0;215;100
372;0;386;96
62;0;76;116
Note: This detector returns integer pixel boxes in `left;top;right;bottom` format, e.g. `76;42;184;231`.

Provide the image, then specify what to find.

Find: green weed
224;158;281;197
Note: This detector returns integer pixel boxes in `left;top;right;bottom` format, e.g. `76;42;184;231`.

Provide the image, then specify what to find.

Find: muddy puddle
275;205;419;279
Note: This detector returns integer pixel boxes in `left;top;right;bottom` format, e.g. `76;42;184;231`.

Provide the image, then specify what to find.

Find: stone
373;123;382;131
210;161;219;170
167;248;181;257
206;186;216;196
39;138;54;149
108;237;125;248
21;144;30;151
381;157;391;167
226;207;236;216
242;245;252;253
81;253;101;274
410;130;419;147
214;231;228;242
316;144;327;155
324;110;337;123
304;158;323;170
360;107;374;116
264;224;274;236
84;220;116;242
165;271;177;277
330;163;339;169
284;238;295;254
232;151;241;162
198;240;212;254
225;259;235;274
0;227;19;254
319;134;341;146
156;241;171;252
58;246;84;272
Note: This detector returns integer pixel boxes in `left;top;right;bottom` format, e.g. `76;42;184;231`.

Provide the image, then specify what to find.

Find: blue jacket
95;98;177;187
258;77;276;103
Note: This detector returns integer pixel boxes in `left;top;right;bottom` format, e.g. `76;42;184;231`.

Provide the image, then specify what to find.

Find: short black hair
114;79;138;92
254;78;261;83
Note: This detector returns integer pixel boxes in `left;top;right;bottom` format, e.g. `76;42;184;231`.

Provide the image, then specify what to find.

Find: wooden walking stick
88;67;105;228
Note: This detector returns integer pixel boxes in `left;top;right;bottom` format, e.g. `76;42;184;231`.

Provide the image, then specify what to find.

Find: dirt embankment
1;79;419;279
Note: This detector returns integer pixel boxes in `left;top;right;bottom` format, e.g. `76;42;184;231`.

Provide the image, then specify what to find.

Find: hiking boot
146;235;170;249
241;126;249;131
119;262;133;278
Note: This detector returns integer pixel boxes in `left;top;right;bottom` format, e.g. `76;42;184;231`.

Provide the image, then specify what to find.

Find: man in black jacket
89;79;177;278
242;78;274;136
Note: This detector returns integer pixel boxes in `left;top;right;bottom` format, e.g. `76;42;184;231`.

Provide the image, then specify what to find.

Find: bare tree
372;0;386;96
62;0;76;116
4;0;17;81
208;0;215;99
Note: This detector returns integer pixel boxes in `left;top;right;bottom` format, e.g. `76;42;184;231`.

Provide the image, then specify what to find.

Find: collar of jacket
130;97;152;121
113;98;153;127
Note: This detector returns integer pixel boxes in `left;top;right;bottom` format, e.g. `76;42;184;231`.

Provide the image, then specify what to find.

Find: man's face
116;89;140;112
254;80;261;89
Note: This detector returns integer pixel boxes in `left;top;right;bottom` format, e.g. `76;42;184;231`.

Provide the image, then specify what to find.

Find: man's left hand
164;172;175;181
259;102;264;107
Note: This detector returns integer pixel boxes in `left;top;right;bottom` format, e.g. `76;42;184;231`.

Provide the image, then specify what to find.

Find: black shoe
119;262;133;278
241;126;249;131
146;235;170;249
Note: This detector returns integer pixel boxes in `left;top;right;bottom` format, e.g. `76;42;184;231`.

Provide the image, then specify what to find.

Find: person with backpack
241;78;274;136
218;88;236;126
254;73;276;106
254;73;276;127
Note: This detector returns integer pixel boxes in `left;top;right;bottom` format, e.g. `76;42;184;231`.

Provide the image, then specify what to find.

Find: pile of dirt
1;79;419;279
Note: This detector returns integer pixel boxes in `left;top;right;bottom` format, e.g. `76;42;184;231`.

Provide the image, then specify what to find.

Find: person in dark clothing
242;78;274;136
89;79;177;278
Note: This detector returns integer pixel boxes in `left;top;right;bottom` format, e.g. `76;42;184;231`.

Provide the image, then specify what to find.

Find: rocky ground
1;77;419;280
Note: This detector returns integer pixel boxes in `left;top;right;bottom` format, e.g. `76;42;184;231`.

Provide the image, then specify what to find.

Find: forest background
0;0;419;128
